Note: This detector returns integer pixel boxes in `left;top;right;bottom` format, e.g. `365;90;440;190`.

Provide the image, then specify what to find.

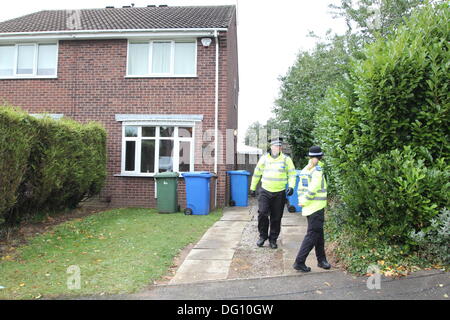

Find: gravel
227;201;284;279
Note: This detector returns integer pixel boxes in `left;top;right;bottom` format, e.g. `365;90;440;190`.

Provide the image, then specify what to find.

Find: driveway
70;200;449;300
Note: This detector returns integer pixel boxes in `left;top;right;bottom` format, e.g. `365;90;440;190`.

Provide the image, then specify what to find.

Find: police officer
293;146;331;272
250;137;296;249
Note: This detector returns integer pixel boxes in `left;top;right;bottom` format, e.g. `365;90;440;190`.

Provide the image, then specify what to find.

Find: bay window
121;125;194;175
0;43;57;78
127;40;196;77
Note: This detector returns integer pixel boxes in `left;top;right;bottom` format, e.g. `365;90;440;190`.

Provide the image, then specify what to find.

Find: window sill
115;173;156;178
114;173;189;178
0;76;57;80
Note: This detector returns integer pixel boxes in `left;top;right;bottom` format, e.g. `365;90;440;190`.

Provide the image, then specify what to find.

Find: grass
0;208;222;299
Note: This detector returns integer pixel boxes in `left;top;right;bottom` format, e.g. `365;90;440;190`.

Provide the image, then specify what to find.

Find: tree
272;0;427;168
329;0;425;42
244;119;280;153
314;2;450;244
274;34;350;167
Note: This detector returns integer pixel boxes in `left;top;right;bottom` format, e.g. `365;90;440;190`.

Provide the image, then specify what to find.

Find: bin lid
197;171;217;177
154;172;179;178
181;172;213;178
226;170;251;175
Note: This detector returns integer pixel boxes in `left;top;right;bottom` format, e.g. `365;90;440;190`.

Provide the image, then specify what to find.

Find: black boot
293;262;311;272
256;238;266;247
269;241;278;249
318;260;331;269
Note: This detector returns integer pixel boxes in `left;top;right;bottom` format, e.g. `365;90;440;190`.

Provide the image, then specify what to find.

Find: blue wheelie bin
181;172;212;215
227;170;251;207
286;170;303;213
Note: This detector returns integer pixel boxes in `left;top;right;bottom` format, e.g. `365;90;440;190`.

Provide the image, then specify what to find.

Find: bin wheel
288;205;296;213
184;208;193;215
229;200;236;207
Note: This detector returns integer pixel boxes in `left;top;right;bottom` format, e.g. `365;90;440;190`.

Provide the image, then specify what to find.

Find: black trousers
295;208;326;264
257;188;286;242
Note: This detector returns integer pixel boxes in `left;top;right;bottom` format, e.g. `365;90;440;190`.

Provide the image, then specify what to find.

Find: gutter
0;28;228;42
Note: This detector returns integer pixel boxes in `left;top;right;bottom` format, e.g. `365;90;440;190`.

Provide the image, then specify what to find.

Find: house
0;5;239;210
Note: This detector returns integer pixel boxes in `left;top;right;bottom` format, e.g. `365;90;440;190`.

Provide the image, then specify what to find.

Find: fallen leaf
438;284;443;287
383;271;395;277
444;294;448;298
324;282;331;287
19;283;25;287
315;290;323;295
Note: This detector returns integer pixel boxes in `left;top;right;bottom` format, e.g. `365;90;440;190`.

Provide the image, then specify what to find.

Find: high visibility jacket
298;161;327;216
250;152;296;193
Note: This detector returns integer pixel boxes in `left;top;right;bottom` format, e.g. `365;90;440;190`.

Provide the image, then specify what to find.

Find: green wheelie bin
154;172;180;213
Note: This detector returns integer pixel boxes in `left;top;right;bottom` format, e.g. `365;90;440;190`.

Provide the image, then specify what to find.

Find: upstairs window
127;40;196;77
0;43;57;78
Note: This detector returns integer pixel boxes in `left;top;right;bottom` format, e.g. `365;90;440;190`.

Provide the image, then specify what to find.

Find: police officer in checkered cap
293;145;331;272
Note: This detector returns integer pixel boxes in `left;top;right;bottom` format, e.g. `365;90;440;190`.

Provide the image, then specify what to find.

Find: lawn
0;208;222;299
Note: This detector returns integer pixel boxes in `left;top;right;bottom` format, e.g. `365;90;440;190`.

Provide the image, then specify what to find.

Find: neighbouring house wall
0;29;237;209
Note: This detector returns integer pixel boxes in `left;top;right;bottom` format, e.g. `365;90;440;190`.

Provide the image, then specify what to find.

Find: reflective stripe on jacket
298;161;327;216
250;152;296;193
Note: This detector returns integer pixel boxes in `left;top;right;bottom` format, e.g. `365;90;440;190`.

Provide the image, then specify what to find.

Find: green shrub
350;2;449;162
341;147;449;244
0;107;107;228
325;202;428;276
0;107;37;225
315;3;449;247
409;208;450;266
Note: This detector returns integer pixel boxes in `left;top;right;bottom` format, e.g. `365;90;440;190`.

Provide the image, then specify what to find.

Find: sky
0;0;348;143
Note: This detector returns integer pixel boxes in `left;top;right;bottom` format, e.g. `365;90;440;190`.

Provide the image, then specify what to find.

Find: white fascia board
0;28;227;42
115;114;203;123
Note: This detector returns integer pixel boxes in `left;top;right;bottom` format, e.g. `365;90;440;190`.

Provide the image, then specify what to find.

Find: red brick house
0;5;239;209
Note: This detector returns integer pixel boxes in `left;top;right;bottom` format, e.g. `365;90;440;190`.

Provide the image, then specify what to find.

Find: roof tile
0;6;235;33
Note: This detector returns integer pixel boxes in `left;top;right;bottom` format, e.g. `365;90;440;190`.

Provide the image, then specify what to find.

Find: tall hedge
314;3;449;245
0;108;37;221
0;107;107;227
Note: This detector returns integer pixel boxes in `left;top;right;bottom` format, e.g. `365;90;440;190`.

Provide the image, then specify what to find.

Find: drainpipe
214;29;219;207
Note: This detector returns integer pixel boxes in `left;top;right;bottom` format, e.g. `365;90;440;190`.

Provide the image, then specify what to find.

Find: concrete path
169;206;251;284
66;203;449;300
169;203;329;285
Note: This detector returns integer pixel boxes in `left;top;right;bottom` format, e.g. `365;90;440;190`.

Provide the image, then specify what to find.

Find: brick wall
0;27;238;209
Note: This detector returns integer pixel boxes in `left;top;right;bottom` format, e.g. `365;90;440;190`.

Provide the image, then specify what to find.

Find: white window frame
125;39;197;78
0;42;58;79
120;124;195;177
